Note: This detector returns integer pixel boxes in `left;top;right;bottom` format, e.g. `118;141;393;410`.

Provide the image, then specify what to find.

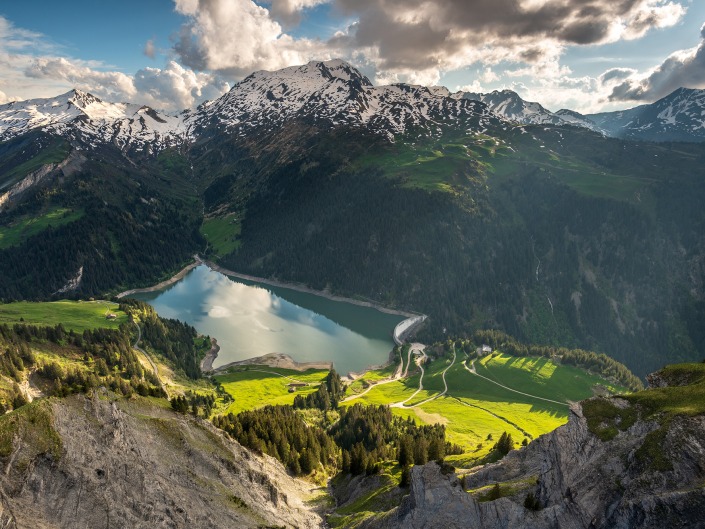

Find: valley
0;56;703;529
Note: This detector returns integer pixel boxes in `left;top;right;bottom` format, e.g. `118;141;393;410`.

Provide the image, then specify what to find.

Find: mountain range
3;60;705;153
1;60;704;380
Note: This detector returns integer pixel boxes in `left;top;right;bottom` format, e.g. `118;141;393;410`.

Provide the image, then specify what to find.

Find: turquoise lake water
133;265;404;375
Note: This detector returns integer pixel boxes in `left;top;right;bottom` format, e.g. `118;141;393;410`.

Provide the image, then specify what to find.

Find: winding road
408;346;456;408
391;344;427;408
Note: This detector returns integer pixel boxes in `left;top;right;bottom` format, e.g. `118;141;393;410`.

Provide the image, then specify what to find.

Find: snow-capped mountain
0;89;188;152
460;89;603;133
587;88;705;142
191;60;502;140
460;89;563;125
1;61;704;153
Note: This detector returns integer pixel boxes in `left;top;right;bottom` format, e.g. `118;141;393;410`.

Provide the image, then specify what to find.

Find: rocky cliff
0;393;323;529
369;365;705;529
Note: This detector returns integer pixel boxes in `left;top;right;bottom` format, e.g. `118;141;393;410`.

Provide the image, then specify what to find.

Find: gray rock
0;394;323;529
373;402;705;529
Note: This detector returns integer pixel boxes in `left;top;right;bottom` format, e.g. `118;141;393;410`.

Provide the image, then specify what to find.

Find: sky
1;0;704;113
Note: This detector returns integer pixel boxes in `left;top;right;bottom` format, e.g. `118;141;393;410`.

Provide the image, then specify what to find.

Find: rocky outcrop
0;394;323;529
373;400;705;529
0;151;84;211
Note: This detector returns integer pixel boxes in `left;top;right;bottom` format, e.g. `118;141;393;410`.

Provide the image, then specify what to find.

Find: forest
0;141;203;301
119;299;207;379
203;122;705;377
0;322;164;412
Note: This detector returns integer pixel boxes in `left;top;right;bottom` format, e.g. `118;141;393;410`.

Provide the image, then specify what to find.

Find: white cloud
24;56;229;111
144;39;156;59
479;67;499;83
173;0;332;77
456;80;486;94
26;57;138;100
133;61;230;109
0;15;229;111
607;24;705;101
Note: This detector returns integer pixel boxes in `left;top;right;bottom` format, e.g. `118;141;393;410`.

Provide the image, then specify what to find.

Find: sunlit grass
215;367;329;414
0;300;127;332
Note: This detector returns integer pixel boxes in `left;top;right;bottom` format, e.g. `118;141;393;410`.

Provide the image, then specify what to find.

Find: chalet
476;344;492;356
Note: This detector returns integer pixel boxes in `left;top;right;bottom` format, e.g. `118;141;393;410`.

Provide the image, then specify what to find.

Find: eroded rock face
0;395;323;529
375;403;705;529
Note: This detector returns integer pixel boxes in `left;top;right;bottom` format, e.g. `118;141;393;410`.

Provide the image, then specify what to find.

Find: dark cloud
608;28;705;101
334;0;683;69
600;67;636;84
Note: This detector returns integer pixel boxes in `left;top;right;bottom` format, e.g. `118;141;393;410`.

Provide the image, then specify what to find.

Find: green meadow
200;215;241;258
214;367;330;414
0;300;128;332
342;351;626;464
0;207;83;249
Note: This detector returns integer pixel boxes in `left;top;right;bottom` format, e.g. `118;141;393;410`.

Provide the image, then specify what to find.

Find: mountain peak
588;86;705;142
238;58;372;89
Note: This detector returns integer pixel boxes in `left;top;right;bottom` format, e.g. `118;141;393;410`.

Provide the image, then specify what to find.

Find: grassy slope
344;351;626;465
328;462;403;528
214;367;330;414
200;215;242;258
0;300;231;418
0;207;84;249
0;300;128;332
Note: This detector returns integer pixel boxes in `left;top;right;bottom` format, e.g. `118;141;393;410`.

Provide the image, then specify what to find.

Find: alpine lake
133;265;406;375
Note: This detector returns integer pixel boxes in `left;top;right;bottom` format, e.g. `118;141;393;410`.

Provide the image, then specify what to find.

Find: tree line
469;329;643;391
119;299;208;379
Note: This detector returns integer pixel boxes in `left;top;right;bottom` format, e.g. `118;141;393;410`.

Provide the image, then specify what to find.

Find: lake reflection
133;265;404;375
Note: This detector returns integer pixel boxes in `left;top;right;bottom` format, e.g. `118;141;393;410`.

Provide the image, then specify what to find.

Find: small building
476;344;492;356
106;313;117;320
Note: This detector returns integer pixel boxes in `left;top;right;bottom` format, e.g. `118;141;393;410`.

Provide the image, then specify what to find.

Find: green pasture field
214;366;330;414
200;215;242;257
341;350;626;465
0;300;128;332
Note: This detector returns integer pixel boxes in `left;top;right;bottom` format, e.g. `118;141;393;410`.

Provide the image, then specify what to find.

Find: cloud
607;25;705;101
24;56;229;111
599;67;638;84
133;61;230;109
144;39;156;59
331;0;685;83
0;15;229;111
266;0;331;26
26;57;138;100
173;0;332;77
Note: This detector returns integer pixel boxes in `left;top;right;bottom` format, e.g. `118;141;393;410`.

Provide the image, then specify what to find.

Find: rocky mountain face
0;394;323;529
588;87;705;142
369;367;705;529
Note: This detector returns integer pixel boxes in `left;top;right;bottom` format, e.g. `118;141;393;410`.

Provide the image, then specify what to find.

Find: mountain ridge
3;60;704;151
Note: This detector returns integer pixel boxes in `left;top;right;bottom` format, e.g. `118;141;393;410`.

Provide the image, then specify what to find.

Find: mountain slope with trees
0;61;703;377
